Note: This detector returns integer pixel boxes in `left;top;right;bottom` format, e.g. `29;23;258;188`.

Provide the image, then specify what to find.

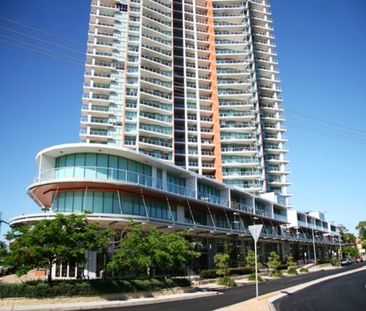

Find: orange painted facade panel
206;0;223;182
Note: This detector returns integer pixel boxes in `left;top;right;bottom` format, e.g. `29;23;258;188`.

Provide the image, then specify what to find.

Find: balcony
198;192;228;207
36;166;196;198
255;209;272;218
231;202;254;214
273;213;287;222
221;146;257;153
139;136;172;149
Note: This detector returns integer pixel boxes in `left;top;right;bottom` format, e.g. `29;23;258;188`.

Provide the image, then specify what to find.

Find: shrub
228;267;253;276
248;273;263;282
131;279;152;291
246;249;262;272
199;269;218;279
269;270;283;278
217;276;236;287
0;278;191;299
318;260;331;264
267;251;283;278
277;263;288;270
330;257;340;267
171;278;191;287
200;267;253;279
299;267;309;273
287;267;298;275
214;253;230;277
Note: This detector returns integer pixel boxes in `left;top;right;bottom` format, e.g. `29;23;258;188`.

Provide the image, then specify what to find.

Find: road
274;268;366;311
96;263;366;311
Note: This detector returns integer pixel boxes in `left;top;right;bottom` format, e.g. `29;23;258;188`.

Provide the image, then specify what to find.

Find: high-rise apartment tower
80;0;290;199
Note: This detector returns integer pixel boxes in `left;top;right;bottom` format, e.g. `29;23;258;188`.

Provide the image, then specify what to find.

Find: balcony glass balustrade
37;166;193;197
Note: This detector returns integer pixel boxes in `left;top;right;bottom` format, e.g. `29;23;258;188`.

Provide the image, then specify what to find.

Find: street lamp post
339;235;343;260
312;218;317;264
249;224;263;299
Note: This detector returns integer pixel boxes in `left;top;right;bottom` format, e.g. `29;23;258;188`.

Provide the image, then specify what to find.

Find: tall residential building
80;0;290;200
8;0;343;280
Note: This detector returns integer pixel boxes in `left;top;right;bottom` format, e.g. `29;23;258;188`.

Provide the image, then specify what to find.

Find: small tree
148;227;200;275
245;249;257;273
107;223;151;277
339;224;356;244
6;214;114;282
214;253;236;287
286;254;295;268
245;249;262;281
267;251;282;278
108;223;200;278
356;221;366;240
286;254;297;275
330;255;340;267
342;245;358;259
214;253;230;277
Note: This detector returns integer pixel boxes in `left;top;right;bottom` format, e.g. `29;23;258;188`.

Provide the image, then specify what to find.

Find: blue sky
0;0;365;236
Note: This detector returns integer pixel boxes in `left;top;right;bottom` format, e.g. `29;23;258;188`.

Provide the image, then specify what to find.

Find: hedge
0;278;191;299
199;267;253;279
318;260;331;264
228;267;253;276
199;269;218;279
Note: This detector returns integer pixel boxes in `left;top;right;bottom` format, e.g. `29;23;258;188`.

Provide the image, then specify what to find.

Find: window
55;153;152;182
116;3;128;12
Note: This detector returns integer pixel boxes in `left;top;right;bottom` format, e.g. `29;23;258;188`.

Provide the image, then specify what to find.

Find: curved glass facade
52;190;177;221
55;153;152;181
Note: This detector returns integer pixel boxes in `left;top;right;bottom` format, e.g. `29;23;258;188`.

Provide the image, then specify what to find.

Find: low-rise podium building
10;143;341;279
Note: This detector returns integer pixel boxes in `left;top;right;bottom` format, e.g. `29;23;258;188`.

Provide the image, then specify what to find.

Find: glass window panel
151;201;157;218
74;154;85;178
64;192;74;212
156;169;163;189
109;156;119;180
58;193;66;212
61;262;67;277
122;195;133;214
93;192;103;213
85;154;97;179
84;191;94;213
128;160;137;182
96;154;109;179
113;192;121;214
57;156;66;168
52;193;59;212
64;156;75;178
65;154;75;167
69;262;76;278
118;157;128;169
104;192;113;213
137;163;143;175
55;262;61;277
85;153;97;166
73;191;83;212
138;198;146;216
118;158;128;180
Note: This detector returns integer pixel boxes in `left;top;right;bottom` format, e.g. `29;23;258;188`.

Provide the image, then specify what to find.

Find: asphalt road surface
99;263;366;311
274;268;366;311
